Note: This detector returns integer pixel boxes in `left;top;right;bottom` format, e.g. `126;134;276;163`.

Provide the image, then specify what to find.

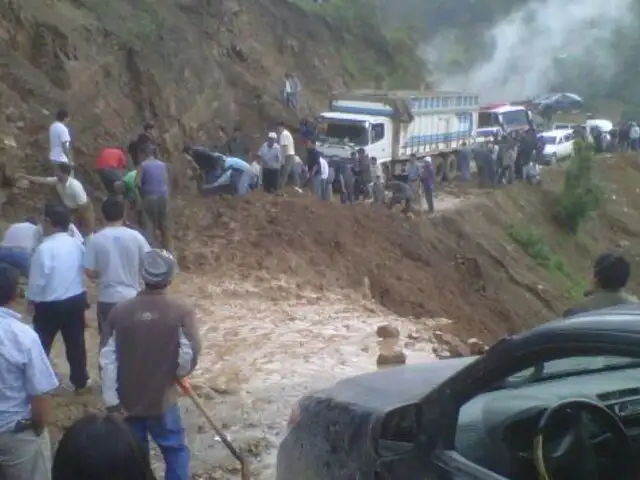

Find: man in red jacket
96;147;128;194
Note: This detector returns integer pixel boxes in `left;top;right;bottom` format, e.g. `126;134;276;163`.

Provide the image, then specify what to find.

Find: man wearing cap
99;249;201;480
257;132;282;193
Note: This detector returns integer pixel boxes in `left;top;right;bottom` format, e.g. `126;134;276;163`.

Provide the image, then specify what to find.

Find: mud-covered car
276;305;640;480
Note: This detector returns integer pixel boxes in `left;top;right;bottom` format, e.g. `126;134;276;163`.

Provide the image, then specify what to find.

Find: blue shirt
223;156;254;174
0;307;59;432
406;160;421;181
27;232;86;302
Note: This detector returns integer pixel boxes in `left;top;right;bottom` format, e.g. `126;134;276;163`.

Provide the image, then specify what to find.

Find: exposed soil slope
0;0;422;194
172;155;640;342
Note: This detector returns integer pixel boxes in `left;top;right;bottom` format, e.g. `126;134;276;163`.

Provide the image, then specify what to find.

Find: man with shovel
99;249;201;480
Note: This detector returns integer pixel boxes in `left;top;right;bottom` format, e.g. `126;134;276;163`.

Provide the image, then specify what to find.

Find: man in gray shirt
386;180;415;215
224;126;248;161
84;197;151;345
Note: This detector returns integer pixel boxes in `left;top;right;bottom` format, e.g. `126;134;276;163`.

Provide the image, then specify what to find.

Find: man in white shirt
0;264;58;480
317;155;329;200
0;218;39;276
18;163;95;235
84;196;151;344
257;132;283;193
27;203;90;393
277;122;298;190
49;109;72;164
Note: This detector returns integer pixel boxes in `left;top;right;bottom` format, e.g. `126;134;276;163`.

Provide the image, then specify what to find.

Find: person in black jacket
128;123;156;166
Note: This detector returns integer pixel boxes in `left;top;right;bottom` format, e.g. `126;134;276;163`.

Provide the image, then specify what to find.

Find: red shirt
96;148;127;170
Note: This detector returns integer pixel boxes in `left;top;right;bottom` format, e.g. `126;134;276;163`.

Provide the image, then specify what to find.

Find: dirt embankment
171;155;640;343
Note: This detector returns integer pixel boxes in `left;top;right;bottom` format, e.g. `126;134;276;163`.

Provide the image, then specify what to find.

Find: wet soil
39;155;640;478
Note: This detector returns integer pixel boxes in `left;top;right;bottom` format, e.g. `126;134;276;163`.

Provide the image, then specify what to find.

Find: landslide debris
172;156;640;345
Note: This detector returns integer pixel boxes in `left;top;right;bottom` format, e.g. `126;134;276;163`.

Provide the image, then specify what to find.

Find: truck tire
382;164;390;187
433;155;445;181
443;154;458;181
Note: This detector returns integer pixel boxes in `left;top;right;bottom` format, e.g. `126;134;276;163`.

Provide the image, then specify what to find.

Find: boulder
376;323;400;339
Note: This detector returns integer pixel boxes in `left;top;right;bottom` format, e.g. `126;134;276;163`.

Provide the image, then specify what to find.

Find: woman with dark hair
52;414;156;480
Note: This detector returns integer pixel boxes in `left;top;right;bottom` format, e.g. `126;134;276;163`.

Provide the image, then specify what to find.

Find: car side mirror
375;403;421;458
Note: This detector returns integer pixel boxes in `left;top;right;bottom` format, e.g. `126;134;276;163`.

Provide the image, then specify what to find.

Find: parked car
277;304;640;480
532;93;584;114
538;129;574;165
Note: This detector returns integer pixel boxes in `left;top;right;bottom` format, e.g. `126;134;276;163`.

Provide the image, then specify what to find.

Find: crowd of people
2;106;636;480
0;109;203;479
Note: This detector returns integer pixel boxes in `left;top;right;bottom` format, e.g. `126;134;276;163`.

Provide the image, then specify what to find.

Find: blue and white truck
315;90;480;182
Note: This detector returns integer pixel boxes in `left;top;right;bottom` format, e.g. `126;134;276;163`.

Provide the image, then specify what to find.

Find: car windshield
506;355;640;385
318;122;368;146
540;135;558;145
500;109;529;128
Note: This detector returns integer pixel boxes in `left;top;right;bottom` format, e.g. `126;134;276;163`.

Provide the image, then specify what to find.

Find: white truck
315;90;480;182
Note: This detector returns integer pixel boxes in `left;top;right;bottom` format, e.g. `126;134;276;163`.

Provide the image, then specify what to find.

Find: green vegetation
508;224;587;298
293;0;426;88
553;140;604;234
74;0;166;47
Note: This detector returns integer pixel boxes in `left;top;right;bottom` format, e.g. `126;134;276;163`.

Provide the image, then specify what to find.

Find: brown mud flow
42;156;640;478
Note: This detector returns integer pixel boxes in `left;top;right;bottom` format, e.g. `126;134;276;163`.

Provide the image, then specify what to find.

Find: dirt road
46;273;443;478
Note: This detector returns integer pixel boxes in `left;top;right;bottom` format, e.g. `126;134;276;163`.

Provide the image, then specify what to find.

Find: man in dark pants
386;180;415;215
137;143;171;251
27;203;90;393
333;159;354;204
84;197;151;345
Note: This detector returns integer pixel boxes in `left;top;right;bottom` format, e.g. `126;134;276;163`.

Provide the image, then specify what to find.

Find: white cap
268;132;277;140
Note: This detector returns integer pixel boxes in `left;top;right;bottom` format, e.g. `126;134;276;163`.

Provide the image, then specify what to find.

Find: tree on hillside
553;140;603;234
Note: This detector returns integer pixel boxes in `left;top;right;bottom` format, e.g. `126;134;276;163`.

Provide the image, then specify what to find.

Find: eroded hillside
0;0;423;199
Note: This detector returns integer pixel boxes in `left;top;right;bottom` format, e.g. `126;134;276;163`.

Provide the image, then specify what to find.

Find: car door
564;132;574;156
414;328;640;480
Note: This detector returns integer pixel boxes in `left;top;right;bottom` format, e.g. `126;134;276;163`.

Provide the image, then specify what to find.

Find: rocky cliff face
0;0;423;203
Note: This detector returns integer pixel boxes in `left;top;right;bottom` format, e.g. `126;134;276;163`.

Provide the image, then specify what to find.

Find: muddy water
44;273;443;478
168;273;442;478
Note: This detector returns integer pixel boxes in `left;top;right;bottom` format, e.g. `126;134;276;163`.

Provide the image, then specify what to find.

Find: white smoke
426;0;634;101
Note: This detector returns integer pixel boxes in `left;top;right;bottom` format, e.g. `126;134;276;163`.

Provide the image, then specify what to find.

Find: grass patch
508;224;587;299
73;0;165;48
291;0;425;88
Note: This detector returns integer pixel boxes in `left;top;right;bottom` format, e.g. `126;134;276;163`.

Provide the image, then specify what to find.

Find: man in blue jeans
99;249;201;480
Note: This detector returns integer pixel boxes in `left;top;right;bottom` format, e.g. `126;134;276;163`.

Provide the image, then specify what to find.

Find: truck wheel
443;154;458;181
433;156;445;181
382;164;390;186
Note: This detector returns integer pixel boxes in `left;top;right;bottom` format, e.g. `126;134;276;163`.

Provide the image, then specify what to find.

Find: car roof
517;304;640;338
541;129;573;136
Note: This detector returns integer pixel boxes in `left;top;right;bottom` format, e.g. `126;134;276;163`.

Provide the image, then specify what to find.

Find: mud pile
172;190;521;341
172;156;640;343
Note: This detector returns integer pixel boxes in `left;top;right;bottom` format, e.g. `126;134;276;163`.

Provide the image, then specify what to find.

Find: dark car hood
311;356;477;413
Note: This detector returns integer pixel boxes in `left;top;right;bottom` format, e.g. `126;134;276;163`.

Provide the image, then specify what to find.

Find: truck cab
316;90;479;182
477;104;533;136
315;112;392;165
